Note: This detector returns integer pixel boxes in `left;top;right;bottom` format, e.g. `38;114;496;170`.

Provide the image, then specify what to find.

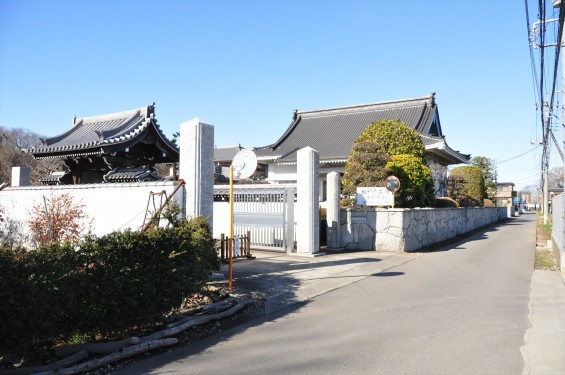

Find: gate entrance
214;185;296;252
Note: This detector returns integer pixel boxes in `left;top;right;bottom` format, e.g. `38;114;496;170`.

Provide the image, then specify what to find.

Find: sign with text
356;187;393;206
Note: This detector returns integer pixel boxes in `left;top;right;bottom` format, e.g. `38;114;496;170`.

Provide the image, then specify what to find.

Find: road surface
117;213;537;374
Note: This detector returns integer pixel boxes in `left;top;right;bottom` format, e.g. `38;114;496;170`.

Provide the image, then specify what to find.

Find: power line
495;145;542;165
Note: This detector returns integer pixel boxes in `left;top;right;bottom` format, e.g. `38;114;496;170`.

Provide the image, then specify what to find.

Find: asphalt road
117;213;537;375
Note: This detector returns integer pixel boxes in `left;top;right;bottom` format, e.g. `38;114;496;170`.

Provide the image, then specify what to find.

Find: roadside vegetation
535;212;559;271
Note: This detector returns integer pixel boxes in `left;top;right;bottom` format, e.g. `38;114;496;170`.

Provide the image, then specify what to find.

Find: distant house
217;93;469;198
28;104;179;184
496;182;516;206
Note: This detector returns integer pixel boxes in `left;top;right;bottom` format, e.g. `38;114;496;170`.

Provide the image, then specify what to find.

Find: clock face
232;149;257;180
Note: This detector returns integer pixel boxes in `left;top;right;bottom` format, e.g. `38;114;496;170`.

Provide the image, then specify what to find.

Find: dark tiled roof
214;145;243;162
39;172;68;185
29;104;179;161
254;93;468;164
104;166;160;183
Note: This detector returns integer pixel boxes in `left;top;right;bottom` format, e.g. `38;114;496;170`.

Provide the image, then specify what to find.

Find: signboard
357;187;393;206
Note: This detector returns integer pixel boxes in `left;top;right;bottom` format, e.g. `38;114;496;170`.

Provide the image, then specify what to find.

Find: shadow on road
115;252;394;373
372;271;405;277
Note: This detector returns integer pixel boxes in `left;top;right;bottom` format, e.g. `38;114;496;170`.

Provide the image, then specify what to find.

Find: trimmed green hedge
448;166;486;207
355;119;425;159
0;216;218;352
386;154;435;208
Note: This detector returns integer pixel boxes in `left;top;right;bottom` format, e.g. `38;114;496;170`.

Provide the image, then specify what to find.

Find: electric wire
495;144;542;165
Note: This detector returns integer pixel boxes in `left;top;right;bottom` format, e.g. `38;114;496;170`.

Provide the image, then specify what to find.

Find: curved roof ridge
298;93;435;117
77;105;152;124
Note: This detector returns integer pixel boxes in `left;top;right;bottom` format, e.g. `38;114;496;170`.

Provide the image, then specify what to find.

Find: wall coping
1;181;178;192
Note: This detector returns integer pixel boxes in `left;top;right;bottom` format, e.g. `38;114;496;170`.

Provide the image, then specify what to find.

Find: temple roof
29;104;179;163
214;145;243;163
254;93;469;165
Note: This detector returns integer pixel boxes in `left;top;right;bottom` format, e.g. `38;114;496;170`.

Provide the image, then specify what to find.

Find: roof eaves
425;141;470;164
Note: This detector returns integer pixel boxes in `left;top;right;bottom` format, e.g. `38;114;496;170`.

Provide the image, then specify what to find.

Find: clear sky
0;0;561;191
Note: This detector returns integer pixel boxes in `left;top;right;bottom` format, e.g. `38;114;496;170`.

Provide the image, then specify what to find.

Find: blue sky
0;0;561;191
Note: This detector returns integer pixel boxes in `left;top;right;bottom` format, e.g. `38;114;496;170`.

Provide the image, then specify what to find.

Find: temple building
249;93;470;197
28;104;179;184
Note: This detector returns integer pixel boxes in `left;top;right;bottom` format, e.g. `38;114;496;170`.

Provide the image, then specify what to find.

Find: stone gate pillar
11;167;31;187
179;118;214;227
326;171;341;249
296;146;322;256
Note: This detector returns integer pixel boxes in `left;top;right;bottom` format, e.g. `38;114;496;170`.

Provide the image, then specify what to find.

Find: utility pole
555;0;565;250
544;104;551;224
531;2;564;224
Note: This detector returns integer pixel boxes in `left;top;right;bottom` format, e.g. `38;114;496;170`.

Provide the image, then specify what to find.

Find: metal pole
140;179;186;232
559;0;565;254
544;102;551;224
43;195;53;242
544;162;550;223
228;165;234;290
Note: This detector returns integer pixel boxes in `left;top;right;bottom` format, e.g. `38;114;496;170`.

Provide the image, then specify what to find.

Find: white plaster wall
0;182;183;242
267;163;296;182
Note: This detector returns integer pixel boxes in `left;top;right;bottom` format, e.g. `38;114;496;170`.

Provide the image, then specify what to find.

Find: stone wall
340;207;509;252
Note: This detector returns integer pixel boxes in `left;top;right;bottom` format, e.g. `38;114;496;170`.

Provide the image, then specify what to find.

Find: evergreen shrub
385;154;435;208
448;166;486;207
0;216;218;352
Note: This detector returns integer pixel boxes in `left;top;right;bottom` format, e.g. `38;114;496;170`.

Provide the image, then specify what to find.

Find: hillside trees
0;126;63;185
342;119;434;208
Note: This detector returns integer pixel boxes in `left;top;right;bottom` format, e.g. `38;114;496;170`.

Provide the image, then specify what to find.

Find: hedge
448;165;486;207
385;154;435;208
0;216;218;352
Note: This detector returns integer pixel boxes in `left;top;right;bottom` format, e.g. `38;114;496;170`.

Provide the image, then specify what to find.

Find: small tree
470;156;497;204
342;141;389;206
342;119;432;207
447;166;485;207
28;192;91;247
548;166;564;188
386;154;435;208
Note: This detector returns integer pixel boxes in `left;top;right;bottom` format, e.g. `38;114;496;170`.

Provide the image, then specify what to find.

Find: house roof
420;134;471;165
254;93;469;165
214;145;243;163
28;104;179;163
